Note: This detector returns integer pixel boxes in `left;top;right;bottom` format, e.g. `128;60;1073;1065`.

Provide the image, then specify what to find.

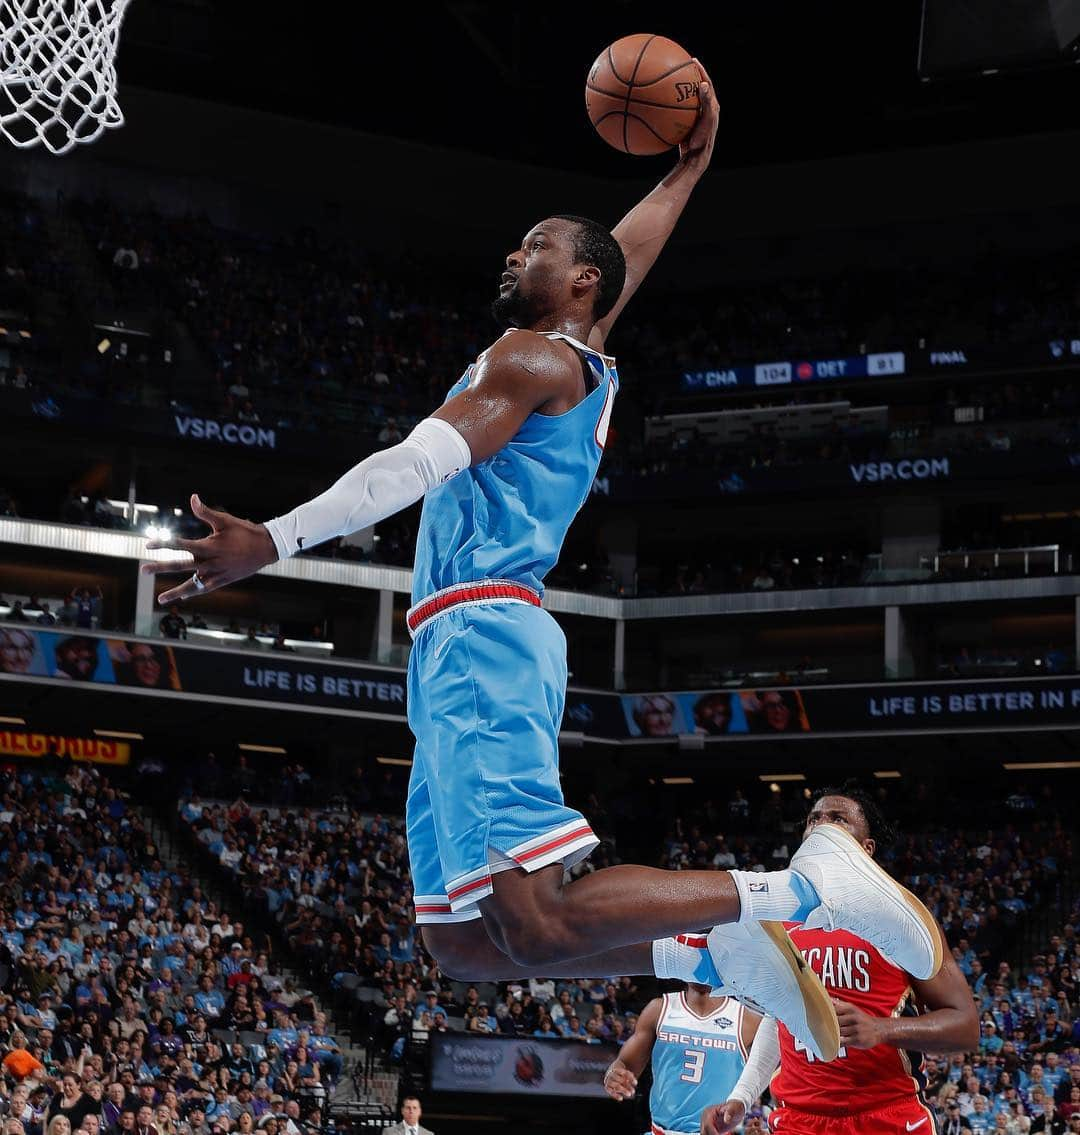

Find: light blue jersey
650;993;749;1135
411;329;618;603
406;329;618;921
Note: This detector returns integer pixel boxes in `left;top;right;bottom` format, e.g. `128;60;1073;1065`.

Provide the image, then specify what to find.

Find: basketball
585;34;702;156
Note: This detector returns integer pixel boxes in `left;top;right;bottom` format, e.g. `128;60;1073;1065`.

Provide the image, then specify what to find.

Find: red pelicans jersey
772;926;927;1115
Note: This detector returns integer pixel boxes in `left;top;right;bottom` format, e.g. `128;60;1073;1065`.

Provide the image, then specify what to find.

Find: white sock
652;934;720;985
730;868;821;923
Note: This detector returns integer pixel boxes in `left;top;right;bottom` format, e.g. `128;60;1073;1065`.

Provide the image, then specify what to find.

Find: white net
0;0;132;155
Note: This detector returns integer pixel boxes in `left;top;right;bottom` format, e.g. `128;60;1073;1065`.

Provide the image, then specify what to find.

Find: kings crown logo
674;80;699;103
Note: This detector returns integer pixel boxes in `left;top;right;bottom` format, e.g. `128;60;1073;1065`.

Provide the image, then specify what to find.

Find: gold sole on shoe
760;919;841;1062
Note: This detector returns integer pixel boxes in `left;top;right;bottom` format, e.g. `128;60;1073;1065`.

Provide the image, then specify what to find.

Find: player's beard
491;284;534;330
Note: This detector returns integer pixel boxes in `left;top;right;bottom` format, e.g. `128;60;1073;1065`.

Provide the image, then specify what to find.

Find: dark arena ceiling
117;0;1080;176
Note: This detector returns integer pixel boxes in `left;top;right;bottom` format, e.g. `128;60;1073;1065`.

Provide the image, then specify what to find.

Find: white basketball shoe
790;822;942;980
707;919;840;1062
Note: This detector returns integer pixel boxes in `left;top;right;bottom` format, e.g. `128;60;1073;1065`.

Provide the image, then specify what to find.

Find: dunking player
143;68;943;1059
700;787;979;1135
604;983;761;1135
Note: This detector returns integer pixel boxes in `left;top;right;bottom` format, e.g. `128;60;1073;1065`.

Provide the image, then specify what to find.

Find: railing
186;626;335;657
922;544;1064;576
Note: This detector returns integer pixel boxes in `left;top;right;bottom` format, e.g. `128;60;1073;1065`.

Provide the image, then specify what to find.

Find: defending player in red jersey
701;786;978;1135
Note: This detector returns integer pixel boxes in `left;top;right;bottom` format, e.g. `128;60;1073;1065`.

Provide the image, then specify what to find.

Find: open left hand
678;58;719;176
141;493;278;604
833;997;885;1049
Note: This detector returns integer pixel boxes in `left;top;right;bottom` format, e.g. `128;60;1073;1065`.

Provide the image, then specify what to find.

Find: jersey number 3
680;1049;706;1084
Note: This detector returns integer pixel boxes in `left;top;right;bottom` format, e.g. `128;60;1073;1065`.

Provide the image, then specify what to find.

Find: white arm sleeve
727;1016;780;1112
263;417;472;561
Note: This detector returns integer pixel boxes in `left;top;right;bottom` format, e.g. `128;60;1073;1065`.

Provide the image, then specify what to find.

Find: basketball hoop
0;0;133;155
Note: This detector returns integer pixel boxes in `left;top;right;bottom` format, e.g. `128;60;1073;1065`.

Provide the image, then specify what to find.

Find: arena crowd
176;771;1080;1133
0;764;346;1135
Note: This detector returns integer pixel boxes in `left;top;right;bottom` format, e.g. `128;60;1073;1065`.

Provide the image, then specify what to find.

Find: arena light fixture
376;756;413;767
0;716;26;725
238;743;287;754
757;773;806;782
661;776;694;785
93;729;143;740
1003;761;1080;770
873;770;902;778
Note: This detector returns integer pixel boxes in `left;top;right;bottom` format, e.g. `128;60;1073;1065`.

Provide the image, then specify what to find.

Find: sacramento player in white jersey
145;61;943;1059
604;982;761;1135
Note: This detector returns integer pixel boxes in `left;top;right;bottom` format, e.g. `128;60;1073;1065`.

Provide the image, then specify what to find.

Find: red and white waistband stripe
406;579;541;637
652;1124;697;1135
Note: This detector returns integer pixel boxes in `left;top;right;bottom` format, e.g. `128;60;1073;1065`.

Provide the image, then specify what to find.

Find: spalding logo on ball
586;33;703;155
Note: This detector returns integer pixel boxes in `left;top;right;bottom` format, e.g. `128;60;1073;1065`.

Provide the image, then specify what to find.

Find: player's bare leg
426;862;839;1061
421;918;655;981
480;862;743;966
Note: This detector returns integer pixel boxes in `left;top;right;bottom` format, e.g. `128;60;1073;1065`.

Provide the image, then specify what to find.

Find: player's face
803;795;873;854
492;221;577;328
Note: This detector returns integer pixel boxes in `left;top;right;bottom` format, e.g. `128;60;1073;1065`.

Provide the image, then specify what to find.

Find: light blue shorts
406;599;598;924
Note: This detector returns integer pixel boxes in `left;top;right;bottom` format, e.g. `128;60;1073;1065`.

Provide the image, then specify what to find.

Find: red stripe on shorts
446;875;493;903
513;825;595;864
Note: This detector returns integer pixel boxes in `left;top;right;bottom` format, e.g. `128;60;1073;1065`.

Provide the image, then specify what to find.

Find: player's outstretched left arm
142;333;577;603
589;58;719;352
832;925;979;1054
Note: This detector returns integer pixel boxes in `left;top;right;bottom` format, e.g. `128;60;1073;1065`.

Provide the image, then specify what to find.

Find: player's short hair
550;214;626;320
809;780;897;856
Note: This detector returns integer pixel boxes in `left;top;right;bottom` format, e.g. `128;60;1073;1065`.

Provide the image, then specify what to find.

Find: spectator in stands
751;567;776;590
159;607;187;641
73;588;102;630
1;1034;43;1082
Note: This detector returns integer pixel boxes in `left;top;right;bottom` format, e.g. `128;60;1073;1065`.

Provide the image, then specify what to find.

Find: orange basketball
585;34;702;156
